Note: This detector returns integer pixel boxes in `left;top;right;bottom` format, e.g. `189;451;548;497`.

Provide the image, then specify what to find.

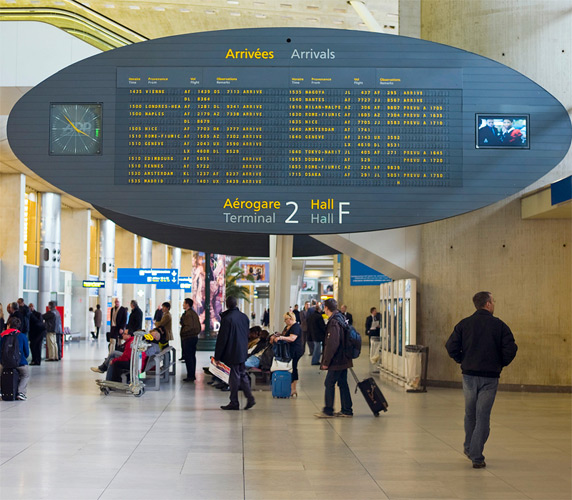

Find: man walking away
315;298;353;418
180;298;201;382
28;304;46;365
446;291;517;469
307;303;326;365
214;296;255;411
43;301;62;361
126;300;143;334
109;298;128;353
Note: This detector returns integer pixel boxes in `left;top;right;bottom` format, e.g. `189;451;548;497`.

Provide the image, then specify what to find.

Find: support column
140;237;152;329
39;192;61;312
61;208;91;338
0;174;25;305
99;219;115;326
170;247;182;342
269;235;293;334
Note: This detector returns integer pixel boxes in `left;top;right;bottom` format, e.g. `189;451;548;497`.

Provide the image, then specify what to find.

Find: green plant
225;256;254;302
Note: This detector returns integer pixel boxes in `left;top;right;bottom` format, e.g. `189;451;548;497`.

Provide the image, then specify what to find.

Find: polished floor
0;338;570;500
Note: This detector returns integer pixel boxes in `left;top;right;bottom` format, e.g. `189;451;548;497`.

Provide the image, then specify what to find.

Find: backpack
1;331;22;369
333;313;362;359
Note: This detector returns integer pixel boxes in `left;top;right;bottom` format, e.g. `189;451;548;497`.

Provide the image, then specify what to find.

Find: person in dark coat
340;304;353;326
365;307;381;338
28;303;46;365
314;298;353;418
17;298;31;341
307;303;326;366
446;291;517;469
214;296;256;411
94;304;102;339
126;300;143;334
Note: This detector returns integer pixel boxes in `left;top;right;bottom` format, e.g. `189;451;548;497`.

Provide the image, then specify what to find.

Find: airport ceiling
0;0;398;212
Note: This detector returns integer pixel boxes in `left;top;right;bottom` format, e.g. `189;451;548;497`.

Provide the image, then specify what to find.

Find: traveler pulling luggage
271;370;292;398
349;367;388;417
270;340;292;398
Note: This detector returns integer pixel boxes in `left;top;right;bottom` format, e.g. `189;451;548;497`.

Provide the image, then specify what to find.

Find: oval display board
7;28;571;250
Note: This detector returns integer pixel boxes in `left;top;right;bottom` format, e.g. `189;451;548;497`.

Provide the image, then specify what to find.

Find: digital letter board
7;28;571;255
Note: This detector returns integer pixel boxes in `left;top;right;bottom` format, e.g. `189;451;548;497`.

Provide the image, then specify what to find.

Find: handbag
273;340;292;362
270;358;293;373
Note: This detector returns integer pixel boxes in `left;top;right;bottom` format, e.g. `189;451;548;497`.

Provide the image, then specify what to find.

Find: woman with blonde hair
274;311;303;397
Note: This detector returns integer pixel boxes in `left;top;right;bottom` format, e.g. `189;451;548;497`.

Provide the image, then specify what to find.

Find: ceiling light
307;5;319;9
128;5;140;9
179;8;190;12
104;3;115;7
253;1;265;5
333;20;344;25
388;13;398;18
153;6;165;11
53;1;65;4
230;11;241;16
205;9;216;14
307;17;318;22
280;3;292;8
227;0;239;4
255;13;267;18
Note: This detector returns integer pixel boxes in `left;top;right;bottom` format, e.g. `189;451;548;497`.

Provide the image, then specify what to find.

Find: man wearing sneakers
0;317;30;400
446;291;518;469
314;298;353;419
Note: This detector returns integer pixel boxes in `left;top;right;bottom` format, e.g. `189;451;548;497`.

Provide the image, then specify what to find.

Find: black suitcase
1;368;20;401
349;368;388;417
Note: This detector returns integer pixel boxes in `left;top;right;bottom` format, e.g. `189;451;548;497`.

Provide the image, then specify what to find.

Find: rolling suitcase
349;368;388;417
271;370;291;398
1;368;20;401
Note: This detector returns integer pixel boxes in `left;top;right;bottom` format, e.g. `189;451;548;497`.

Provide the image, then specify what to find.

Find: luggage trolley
96;330;149;397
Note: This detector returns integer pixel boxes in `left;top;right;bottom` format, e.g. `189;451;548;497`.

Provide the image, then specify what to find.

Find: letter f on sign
339;202;350;223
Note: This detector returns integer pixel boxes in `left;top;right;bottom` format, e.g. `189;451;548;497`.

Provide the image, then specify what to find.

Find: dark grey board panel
7;28;571;253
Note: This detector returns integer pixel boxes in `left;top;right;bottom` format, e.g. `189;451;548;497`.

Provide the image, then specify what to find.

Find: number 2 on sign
285;201;299;223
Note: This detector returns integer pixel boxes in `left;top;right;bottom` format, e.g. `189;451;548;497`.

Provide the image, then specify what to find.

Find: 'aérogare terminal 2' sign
7;28;571;255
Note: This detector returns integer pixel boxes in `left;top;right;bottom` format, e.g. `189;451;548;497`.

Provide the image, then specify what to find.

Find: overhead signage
82;280;105;288
350;259;392;286
7;28;571;253
117;268;179;285
155;275;191;290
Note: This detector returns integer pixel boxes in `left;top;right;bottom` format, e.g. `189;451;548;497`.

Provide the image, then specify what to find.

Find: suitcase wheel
100;387;110;396
374;412;380;417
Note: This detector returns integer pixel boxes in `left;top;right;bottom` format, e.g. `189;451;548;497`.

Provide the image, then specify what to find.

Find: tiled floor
0;339;570;500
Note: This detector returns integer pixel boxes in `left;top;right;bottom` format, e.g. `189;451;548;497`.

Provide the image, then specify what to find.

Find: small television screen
476;114;529;149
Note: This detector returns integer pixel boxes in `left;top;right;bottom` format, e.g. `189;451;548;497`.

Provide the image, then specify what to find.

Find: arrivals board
7;28;571;255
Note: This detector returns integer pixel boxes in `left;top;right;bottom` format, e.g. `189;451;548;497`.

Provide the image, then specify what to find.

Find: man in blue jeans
314;298;353;419
446;291;518;469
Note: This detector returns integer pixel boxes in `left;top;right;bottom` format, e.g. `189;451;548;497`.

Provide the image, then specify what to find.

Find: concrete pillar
61;208;91;338
0;174;25;306
170;247;182;342
99;219;115;324
269;235;293;334
140;237;152;329
38;192;61;312
152;242;168;307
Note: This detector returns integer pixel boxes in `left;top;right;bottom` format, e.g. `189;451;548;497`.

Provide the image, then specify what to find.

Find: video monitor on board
476;114;529;149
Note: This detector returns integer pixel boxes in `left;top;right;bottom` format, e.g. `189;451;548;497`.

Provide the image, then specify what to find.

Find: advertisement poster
237;261;269;284
209;254;226;332
301;279;318;293
191;252;206;331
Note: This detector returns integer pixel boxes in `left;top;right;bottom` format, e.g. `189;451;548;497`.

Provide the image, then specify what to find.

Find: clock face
49;103;102;155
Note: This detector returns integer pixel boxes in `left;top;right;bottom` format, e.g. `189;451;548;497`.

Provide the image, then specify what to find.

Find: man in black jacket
307;304;326;365
126;300;143;334
214;296;255;411
28;303;46;365
446;291;518;469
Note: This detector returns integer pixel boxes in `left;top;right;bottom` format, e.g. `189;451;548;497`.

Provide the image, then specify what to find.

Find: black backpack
1;331;22;369
332;313;362;359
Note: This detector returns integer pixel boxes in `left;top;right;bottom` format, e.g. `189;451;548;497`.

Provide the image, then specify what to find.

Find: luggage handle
349;367;360;393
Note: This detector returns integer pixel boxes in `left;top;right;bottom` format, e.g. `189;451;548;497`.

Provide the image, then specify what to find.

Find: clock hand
63;115;90;137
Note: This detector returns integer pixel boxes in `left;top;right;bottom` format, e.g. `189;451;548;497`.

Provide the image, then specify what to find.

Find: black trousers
229;362;254;407
30;332;45;364
182;337;199;380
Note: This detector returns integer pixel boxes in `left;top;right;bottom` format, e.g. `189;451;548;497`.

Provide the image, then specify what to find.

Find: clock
49;103;102;155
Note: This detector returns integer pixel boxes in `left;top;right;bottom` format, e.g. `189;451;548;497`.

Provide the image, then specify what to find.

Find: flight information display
115;67;463;188
8;28;571;246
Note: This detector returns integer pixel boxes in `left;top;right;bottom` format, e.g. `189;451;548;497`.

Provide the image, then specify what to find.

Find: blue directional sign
350;259;392;286
117;268;179;286
155;275;191;290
